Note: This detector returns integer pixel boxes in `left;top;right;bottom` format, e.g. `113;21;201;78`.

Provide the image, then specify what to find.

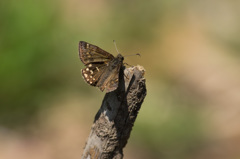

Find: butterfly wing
79;41;114;65
81;63;108;87
104;65;121;92
79;41;123;92
81;62;121;92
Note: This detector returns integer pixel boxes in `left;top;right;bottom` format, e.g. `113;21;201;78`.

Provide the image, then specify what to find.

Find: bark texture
82;65;146;159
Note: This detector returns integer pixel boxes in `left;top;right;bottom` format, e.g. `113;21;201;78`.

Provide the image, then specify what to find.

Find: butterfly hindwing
81;63;108;86
95;63;120;92
105;65;121;92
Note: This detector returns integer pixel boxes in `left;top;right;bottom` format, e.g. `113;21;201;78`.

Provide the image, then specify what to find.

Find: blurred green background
1;0;240;159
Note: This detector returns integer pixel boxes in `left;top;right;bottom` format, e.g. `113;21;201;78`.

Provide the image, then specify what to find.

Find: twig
82;65;147;159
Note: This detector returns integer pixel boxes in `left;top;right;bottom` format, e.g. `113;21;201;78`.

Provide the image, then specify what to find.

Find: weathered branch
82;65;147;159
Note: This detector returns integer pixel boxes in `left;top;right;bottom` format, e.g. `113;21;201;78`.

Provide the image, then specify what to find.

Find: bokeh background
1;0;240;159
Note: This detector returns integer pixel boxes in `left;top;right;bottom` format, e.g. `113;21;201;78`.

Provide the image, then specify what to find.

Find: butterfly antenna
124;53;141;57
113;40;120;54
113;40;141;57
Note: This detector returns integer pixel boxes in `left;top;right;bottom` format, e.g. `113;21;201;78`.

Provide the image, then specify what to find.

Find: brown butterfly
79;41;124;92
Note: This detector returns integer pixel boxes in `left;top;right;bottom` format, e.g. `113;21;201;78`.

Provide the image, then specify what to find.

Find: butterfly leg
124;73;129;80
123;63;133;67
123;69;132;80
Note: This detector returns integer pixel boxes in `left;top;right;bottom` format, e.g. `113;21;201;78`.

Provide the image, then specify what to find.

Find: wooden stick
82;65;147;159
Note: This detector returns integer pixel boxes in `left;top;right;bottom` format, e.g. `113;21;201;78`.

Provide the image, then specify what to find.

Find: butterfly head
116;54;124;62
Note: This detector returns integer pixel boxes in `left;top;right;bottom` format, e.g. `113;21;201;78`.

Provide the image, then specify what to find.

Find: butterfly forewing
79;41;114;65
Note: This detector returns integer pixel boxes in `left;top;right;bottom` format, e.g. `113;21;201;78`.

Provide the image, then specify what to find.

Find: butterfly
79;41;124;92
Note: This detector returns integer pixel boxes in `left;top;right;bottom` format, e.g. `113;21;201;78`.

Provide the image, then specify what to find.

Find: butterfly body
79;41;124;92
